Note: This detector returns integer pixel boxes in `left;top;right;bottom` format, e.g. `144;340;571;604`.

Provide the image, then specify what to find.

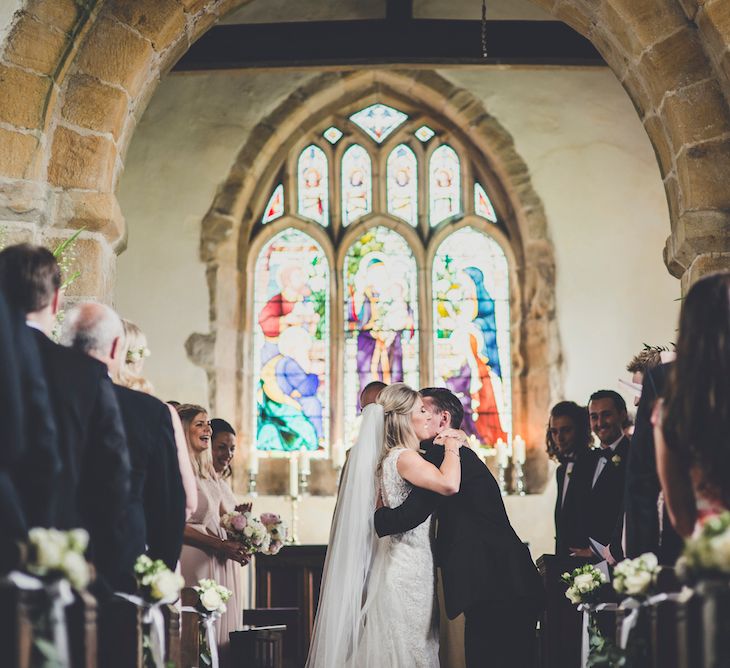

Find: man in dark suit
578;390;630;559
0;244;131;590
546;401;594;558
61;302;187;588
374;387;543;668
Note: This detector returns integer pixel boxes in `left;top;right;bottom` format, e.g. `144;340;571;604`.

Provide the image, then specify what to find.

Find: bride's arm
397;436;463;496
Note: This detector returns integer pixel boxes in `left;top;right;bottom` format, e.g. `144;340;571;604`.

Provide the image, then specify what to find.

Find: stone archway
0;0;729;293
189;69;562;490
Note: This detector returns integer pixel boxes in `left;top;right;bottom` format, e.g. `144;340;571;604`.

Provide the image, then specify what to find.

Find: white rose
243;526;254;538
638;552;658;571
68;529;89;553
574;573;596;593
624;570;652;595
35;536;63;570
709;532;730;572
200;588;223;612
151;570;183;602
565;586;581;604
62;551;90;590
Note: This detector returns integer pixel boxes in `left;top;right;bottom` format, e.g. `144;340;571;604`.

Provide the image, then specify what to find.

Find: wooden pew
0;578;39;668
696;581;730;668
67;589;97;668
230;625;286;668
676;591;704;668
180;587;201;667
163;603;180;666
97;594;142;668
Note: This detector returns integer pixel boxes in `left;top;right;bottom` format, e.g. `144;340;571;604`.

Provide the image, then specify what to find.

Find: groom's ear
442;411;452;430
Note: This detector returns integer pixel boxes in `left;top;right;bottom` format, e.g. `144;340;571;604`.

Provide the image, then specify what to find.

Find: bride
306;383;465;667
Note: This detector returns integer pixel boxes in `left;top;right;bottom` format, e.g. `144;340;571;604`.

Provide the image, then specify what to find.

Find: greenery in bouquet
221;510;269;555
259;512;288;555
194;578;232;616
27;527;91;590
613;552;660;598
134;555;184;603
677;512;730;581
561;563;608;605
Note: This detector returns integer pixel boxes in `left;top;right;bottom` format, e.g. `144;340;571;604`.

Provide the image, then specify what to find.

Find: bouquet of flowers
677;511;730;581
134;555;184;603
193;578;232;615
561;563;608;605
259;513;288;555
221;510;269;555
27;527;91;590
613;552;660;598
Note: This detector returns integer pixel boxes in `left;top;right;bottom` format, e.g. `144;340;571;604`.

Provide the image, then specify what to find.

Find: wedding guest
546;401;593;558
656;272;730;538
579;390;629;557
211;418;236;479
0;244;130;590
178;404;247;660
61;303;187;587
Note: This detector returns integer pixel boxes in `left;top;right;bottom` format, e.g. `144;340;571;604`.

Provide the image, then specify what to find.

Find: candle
289;456;299;498
496;438;508;467
334;443;346;469
513;435;526;465
249;446;259;475
299;446;311;475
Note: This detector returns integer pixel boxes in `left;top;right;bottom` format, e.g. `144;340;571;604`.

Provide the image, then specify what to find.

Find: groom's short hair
420;387;463;429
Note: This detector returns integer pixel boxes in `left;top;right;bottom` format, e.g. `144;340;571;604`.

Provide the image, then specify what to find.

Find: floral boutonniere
611;454;622;467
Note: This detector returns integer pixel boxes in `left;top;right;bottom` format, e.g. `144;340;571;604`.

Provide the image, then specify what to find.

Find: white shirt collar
601;435;623;452
25;320;44;333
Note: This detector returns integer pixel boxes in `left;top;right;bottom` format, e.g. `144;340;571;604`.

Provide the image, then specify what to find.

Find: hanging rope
481;0;488;58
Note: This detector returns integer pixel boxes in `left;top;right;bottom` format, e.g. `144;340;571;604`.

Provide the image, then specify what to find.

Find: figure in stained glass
341;144;372;225
429;145;461;226
254;230;329;452
433;229;510;445
387;144;418;226
297;145;329;225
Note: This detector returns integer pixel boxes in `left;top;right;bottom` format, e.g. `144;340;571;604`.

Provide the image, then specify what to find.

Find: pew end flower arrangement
676;511;730;582
188;579;232;667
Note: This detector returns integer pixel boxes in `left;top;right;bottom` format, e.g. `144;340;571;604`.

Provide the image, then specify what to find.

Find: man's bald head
360;381;386;409
61;302;124;374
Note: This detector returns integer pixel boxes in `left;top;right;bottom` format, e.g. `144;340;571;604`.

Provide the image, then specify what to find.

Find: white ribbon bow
4;571;74;667
619;591;690;649
578;602;618;668
115;593;167;668
181;606;222;668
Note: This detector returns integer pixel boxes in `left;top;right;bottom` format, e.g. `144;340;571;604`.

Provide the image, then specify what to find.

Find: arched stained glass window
262;184;284;224
253;229;330;453
341;144;372;226
343;226;419;446
350;103;408;143
432;227;511;446
475;183;497;223
297;145;329;226
386;144;418;226
429;145;461;226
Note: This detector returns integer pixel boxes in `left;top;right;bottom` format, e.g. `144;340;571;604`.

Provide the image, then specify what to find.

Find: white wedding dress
356;447;440;667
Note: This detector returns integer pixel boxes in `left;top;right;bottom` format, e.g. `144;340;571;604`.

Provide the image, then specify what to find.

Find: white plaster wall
439;68;679;408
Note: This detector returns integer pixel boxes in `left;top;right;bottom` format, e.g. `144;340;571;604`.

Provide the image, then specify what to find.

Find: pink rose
268;541;282;555
231;514;247;531
260;512;279;527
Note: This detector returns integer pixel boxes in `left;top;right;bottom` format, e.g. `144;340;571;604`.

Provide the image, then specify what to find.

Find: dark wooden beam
173;20;603;72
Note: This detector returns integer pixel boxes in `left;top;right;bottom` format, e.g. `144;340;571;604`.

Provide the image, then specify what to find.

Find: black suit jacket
624;363;682;563
374;443;543;619
554;450;594;557
585;436;630;546
114;385;186;579
32;329;131;584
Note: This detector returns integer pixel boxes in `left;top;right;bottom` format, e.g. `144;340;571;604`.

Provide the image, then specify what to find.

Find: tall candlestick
496;438;508;468
299;446;311;475
249;446;259;475
513;435;526;465
289;456;299;498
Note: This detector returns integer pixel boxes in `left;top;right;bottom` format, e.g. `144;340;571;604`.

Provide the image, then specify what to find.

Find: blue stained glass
297;145;329;226
429;145;461;226
386;144;418;226
349;103;408;143
341;144;372;226
432;228;511;447
253;229;330;452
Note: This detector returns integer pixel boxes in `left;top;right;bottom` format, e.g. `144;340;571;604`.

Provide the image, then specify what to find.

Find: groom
374;387;544;668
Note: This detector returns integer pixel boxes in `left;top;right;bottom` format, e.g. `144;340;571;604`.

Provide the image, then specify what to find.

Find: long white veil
305;403;385;668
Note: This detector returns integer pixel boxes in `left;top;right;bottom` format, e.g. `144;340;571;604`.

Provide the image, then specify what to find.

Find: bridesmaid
178;404;248;662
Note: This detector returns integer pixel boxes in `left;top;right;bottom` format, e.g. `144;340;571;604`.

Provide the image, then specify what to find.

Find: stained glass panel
415;125;435;142
297;145;329;226
475;183;498;223
386;144;418;226
343;226;419;446
341;144;372;226
253;229;330;453
432;228;511;446
323;126;343;144
262;184;284;224
349;103;408;143
429;144;461;226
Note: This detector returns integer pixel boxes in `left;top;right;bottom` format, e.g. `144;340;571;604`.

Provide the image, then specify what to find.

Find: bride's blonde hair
376;383;420;471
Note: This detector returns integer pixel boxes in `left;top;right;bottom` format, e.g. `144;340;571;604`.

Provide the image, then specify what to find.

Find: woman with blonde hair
178;404;247;662
307;383;465;667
